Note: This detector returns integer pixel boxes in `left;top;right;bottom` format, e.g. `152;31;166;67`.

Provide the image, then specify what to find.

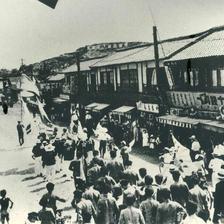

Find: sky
1;0;224;69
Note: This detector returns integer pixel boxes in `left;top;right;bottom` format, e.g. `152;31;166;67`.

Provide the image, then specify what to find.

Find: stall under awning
199;120;224;133
157;115;199;129
92;103;110;112
112;106;135;115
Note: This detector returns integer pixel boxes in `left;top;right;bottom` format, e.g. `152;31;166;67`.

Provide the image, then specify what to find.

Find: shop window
100;72;107;84
212;70;218;87
120;69;138;90
146;68;154;86
220;69;224;86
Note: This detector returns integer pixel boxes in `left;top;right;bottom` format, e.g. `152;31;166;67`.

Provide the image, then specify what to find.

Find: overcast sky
1;0;224;69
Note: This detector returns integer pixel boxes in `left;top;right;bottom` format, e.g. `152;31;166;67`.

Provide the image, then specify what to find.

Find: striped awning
157;115;199;129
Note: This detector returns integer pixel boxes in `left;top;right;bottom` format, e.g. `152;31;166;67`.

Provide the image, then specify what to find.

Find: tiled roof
62;58;102;73
91;34;204;68
166;26;224;62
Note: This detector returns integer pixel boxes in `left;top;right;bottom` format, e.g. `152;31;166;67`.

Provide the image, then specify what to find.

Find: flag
21;99;32;135
36;98;51;124
171;134;192;162
18;74;40;97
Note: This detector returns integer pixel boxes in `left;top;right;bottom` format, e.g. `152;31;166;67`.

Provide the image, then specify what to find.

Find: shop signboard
136;101;159;113
167;91;224;112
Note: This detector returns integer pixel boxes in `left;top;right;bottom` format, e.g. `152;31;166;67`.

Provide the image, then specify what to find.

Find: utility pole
153;26;160;87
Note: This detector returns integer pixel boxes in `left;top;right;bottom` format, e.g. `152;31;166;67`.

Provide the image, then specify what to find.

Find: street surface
0;105;160;223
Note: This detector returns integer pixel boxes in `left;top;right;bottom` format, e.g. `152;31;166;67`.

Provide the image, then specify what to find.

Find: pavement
0;104;160;223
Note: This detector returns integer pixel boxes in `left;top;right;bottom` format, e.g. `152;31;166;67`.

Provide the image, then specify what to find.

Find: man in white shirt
209;152;224;191
183;200;205;224
190;135;201;162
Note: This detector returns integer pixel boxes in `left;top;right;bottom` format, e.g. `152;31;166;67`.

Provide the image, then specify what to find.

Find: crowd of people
0;78;218;224
11;108;224;224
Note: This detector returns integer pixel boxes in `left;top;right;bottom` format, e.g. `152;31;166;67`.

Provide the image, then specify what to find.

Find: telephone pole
153;26;160;86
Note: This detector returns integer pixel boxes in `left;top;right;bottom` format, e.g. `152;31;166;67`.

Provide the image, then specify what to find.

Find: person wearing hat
149;134;156;150
213;165;224;223
189;135;201;162
32;139;44;177
42;142;57;182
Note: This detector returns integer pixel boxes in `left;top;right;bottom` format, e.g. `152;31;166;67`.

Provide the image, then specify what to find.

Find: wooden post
153;26;160;86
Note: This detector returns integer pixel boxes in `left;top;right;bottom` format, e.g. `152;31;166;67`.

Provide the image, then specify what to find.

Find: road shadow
30;187;45;193
27;180;46;187
22;175;39;182
0;167;34;176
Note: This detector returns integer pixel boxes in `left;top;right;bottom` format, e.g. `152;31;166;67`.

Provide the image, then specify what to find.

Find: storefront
49;94;70;124
85;102;110;125
136;101;160;132
111;105;136;123
156;114;199;147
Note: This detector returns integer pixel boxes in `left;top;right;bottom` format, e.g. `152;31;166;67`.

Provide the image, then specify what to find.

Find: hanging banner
167;91;224;111
136;101;159;113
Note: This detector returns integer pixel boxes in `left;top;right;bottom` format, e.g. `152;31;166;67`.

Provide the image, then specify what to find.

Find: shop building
160;25;224;149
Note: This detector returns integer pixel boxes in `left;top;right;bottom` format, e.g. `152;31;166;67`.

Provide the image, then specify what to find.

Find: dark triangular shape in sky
38;0;58;9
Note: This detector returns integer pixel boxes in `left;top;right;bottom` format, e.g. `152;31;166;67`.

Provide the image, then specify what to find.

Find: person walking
119;194;145;224
71;190;96;224
42;142;57;182
170;170;189;207
16;121;24;146
140;187;159;224
0;190;14;224
39;183;66;214
96;181;119;224
32;139;44;177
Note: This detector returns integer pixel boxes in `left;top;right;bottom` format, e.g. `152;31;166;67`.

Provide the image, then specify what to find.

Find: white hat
189;135;196;140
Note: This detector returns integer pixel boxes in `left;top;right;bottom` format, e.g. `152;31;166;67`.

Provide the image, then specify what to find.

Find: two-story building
89;32;208;128
159;25;224;149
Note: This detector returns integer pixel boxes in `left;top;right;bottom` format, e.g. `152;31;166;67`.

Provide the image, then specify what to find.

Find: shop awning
157;115;199;129
92;103;110;112
112;106;135;115
199;120;224;133
85;102;99;110
53;97;68;103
